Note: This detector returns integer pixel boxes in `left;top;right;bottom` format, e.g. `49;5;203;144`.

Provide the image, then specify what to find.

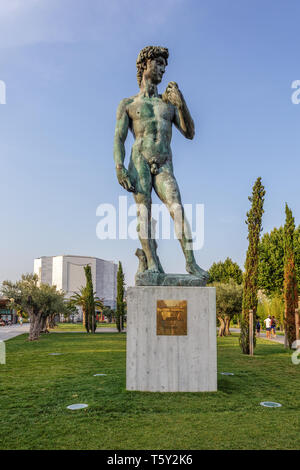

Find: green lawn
0;332;299;450
50;322;121;332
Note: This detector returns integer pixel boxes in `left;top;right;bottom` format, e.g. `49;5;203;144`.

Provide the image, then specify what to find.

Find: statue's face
144;56;166;84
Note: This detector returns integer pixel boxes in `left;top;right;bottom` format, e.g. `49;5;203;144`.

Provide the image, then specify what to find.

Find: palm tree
68;287;104;332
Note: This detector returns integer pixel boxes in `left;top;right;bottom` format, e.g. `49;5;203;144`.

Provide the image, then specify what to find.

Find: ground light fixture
220;372;234;376
260;402;282;408
67;404;88;410
93;373;107;376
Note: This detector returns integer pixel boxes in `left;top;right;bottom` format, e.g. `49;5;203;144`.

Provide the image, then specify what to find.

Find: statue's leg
128;155;162;273
153;164;208;279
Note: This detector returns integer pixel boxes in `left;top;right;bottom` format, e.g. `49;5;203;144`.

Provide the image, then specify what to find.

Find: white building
34;255;117;309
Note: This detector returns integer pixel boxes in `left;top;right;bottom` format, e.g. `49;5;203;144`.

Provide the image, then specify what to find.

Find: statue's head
136;46;169;87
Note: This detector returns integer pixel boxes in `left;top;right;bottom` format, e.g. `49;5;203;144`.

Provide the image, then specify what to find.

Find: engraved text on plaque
157;300;187;335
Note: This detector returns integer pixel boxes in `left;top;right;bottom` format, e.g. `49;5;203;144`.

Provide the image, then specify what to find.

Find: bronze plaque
157;300;187;336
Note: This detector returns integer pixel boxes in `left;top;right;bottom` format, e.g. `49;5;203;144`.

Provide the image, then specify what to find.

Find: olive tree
1;274;69;341
210;281;243;336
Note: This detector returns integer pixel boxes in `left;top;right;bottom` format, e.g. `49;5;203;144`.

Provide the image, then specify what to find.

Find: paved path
0;324;285;344
0;325;126;341
229;327;285;345
0;324;30;341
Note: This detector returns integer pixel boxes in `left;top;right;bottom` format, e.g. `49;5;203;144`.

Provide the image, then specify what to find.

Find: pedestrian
264;315;272;339
256;318;261;337
271;316;276;338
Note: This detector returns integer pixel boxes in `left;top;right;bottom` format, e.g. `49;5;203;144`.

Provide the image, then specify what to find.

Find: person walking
264;315;272;339
271;316;277;338
256;318;261;337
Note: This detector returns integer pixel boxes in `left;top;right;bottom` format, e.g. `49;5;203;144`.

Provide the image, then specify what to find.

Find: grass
50;322;123;331
0;332;299;450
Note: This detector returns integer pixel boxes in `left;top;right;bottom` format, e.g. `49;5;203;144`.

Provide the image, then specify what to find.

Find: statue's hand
116;166;135;192
163;81;184;108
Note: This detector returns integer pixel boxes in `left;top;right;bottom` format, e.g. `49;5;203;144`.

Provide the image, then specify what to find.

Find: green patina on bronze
113;46;208;286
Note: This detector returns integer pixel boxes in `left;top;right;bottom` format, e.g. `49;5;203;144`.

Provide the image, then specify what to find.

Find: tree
283;204;298;348
1;274;69;341
69;287;88;327
240;177;265;354
208;257;243;285
258;225;300;297
83;265;96;333
69;270;103;333
116;262;125;332
102;305;114;323
258;227;284;296
211;281;243;336
294;226;300;287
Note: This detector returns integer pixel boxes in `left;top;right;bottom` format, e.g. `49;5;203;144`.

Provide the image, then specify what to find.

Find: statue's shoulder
117;95;137;109
117;95;138;119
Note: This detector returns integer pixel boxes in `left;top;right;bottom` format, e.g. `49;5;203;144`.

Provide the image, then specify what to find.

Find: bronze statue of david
114;46;208;284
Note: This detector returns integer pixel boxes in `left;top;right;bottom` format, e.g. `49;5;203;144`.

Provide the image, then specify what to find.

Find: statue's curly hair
136;46;169;87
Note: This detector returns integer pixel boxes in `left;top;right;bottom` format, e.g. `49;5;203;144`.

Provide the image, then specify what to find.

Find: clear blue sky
1;0;299;286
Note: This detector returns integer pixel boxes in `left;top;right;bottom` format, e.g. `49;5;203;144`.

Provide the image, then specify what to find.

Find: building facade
0;298;17;324
34;255;118;311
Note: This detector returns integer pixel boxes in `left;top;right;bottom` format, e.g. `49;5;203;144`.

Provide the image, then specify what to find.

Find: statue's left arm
163;81;195;140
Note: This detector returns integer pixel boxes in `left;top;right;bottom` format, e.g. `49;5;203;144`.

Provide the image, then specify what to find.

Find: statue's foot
146;267;160;274
146;261;161;274
186;261;209;281
158;264;165;274
156;257;165;274
135;248;148;273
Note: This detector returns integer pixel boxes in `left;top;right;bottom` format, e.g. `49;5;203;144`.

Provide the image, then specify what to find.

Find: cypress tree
84;265;96;333
240;177;265;354
116;262;125;333
283;204;298;348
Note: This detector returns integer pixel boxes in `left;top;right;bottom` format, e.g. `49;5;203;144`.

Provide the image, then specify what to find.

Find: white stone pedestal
126;286;217;392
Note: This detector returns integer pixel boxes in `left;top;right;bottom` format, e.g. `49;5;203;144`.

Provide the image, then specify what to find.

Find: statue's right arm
113;99;135;192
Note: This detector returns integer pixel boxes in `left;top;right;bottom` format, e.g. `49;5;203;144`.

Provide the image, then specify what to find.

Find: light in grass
48;353;62;356
260;401;282;408
220;372;234;376
67;404;88;410
93;373;107;376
